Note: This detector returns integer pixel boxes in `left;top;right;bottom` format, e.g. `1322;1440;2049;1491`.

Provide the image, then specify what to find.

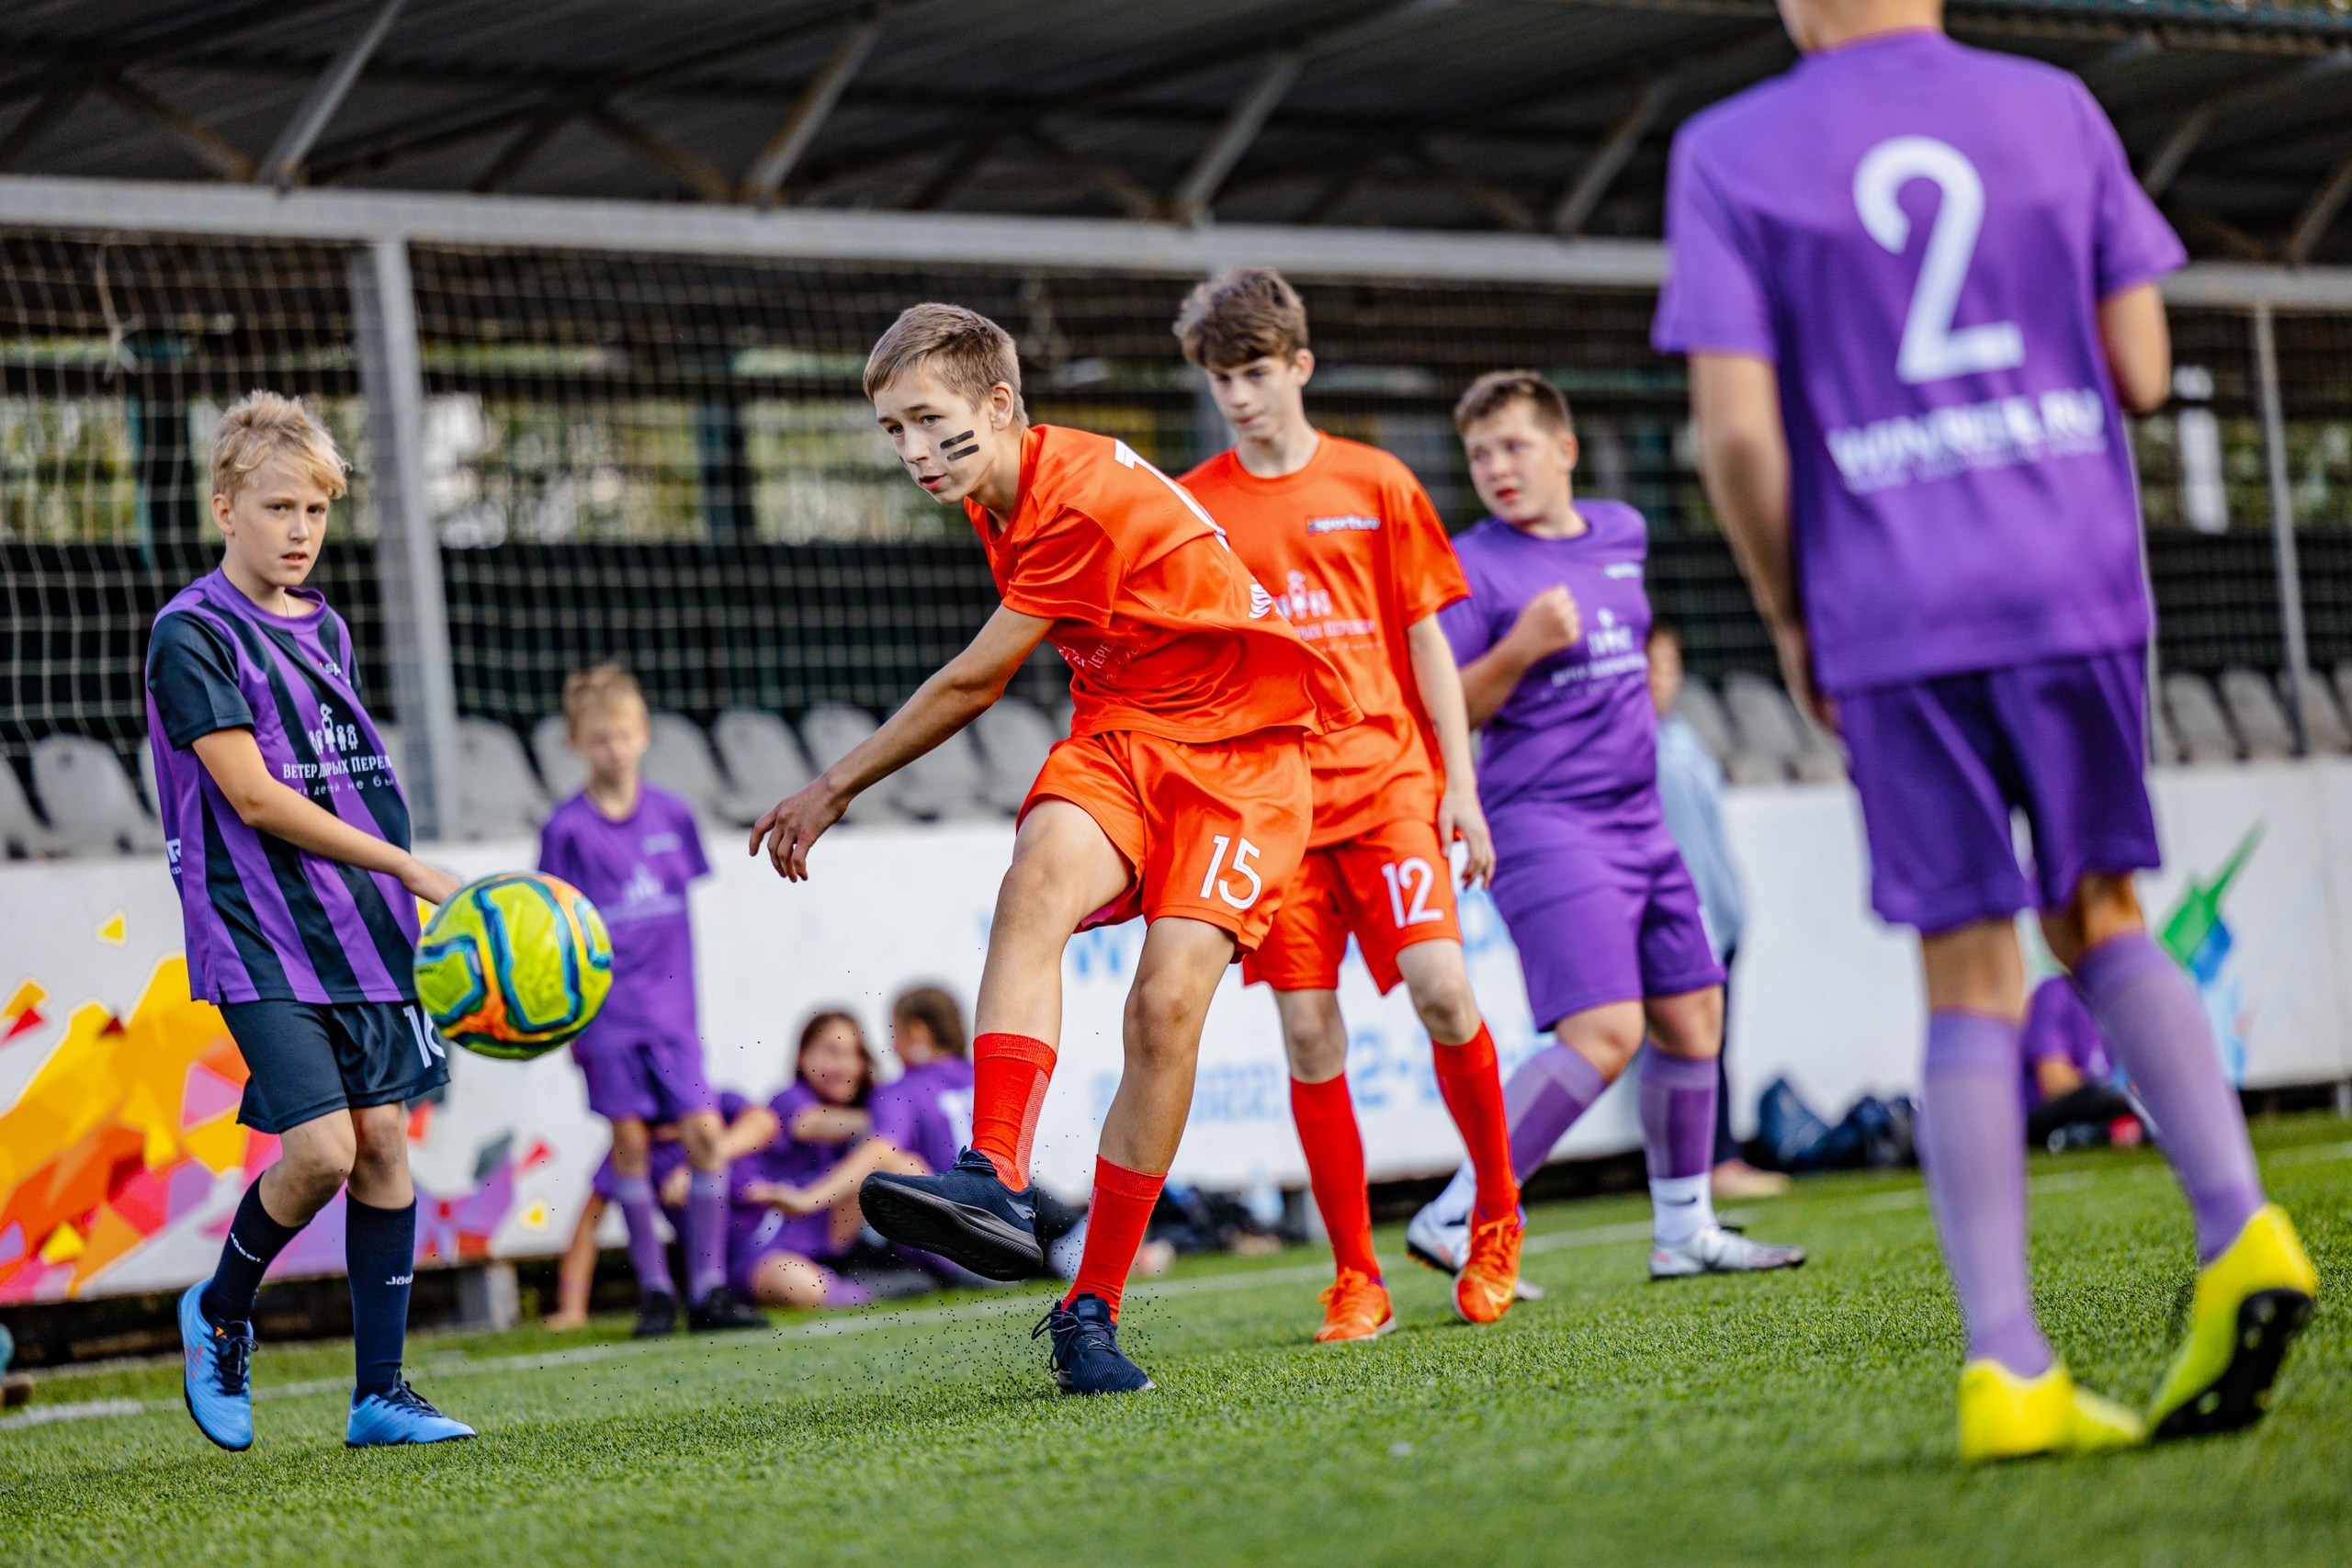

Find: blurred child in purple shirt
538;666;763;1337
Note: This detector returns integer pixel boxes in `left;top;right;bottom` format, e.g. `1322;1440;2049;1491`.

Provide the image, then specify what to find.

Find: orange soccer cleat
1452;1211;1525;1325
1313;1268;1396;1344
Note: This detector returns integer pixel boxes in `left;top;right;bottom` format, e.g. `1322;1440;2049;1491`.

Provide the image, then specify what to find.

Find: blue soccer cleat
860;1148;1044;1280
1035;1292;1155;1395
345;1382;476;1447
178;1279;254;1451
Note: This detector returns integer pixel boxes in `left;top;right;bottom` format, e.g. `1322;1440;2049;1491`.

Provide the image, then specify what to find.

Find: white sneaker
1649;1224;1805;1280
1407;1199;1546;1301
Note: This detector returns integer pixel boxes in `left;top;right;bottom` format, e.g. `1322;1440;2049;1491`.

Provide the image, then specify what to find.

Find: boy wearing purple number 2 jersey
537;666;765;1337
152;392;471;1450
1405;373;1804;1285
1656;0;2313;1461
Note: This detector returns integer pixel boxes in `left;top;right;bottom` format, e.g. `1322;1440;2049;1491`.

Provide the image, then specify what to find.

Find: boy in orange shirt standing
752;303;1358;1394
1176;271;1522;1338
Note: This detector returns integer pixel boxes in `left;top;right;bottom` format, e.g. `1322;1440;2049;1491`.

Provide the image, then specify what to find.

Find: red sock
1290;1074;1380;1280
1064;1156;1164;1321
970;1032;1057;1189
1434;1023;1519;1222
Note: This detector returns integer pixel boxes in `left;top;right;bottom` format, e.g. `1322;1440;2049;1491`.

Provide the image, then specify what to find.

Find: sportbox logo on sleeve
1306;513;1381;535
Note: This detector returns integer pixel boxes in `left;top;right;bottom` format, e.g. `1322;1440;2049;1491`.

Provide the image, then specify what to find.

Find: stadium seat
454;717;549;839
1671;674;1738;767
797;704;910;823
973;699;1062;816
0;757;62;857
2162;672;2241;763
1719;672;1804;784
2219;668;2295;761
532;712;589;801
2284;669;2352;756
30;736;164;854
711;708;813;827
645;711;733;820
888;728;994;821
2145;690;2183;765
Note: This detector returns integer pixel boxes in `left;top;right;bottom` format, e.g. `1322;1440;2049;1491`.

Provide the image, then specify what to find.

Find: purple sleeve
768;1083;818;1126
1439;572;1498;670
1651;131;1776;360
718;1089;750;1122
2075;82;2186;300
677;796;711;881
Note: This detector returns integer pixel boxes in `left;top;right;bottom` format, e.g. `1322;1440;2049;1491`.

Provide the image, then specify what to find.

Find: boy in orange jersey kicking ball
1176;270;1524;1338
751;303;1359;1394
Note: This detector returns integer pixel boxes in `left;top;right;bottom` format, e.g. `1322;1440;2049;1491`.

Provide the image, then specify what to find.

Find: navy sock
201;1179;303;1326
345;1197;417;1398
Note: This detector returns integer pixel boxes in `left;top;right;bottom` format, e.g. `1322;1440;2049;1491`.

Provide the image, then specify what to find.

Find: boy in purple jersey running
151;391;470;1450
538;665;765;1337
1656;0;2314;1461
1404;373;1804;1284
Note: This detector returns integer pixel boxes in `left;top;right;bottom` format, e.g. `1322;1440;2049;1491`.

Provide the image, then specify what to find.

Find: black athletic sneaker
687;1286;767;1333
632;1290;679;1338
860;1148;1044;1280
1035;1292;1154;1395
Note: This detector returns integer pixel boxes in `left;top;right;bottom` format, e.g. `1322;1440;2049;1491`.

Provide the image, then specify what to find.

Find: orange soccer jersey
1181;434;1469;848
968;424;1360;948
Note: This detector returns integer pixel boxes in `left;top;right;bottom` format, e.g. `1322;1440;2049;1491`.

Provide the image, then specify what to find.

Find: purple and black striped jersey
145;570;421;1005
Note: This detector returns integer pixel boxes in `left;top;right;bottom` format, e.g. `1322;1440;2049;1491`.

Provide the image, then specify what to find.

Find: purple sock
1640;1050;1719;1181
1918;1010;2052;1378
685;1171;729;1303
1505;1043;1610;1179
612;1173;676;1300
2075;933;2265;1263
820;1269;872;1309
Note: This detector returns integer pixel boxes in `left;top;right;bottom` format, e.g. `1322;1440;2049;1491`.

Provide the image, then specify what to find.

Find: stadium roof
2;0;2350;264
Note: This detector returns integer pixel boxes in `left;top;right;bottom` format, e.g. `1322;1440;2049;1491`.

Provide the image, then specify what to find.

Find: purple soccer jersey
538;785;709;1055
869;1057;976;1173
1442;503;1721;1024
1440;502;1657;815
726;1082;863;1274
1651;29;2187;695
145;570;419;1004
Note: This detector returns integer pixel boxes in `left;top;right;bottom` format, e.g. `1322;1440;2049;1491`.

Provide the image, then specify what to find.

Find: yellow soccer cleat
1313;1268;1396;1344
2148;1203;2317;1441
1452;1212;1524;1325
1956;1359;2145;1464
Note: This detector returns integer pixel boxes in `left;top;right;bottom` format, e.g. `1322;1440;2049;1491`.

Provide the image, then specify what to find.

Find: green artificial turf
4;1114;2348;1568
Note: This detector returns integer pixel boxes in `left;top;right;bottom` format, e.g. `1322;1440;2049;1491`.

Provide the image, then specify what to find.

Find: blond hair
561;664;647;735
1173;268;1309;369
863;302;1025;421
1453;369;1574;436
209;389;349;503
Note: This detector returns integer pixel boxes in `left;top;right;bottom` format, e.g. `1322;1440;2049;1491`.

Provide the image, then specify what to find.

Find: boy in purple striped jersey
538;666;765;1337
1656;0;2313;1461
151;391;470;1450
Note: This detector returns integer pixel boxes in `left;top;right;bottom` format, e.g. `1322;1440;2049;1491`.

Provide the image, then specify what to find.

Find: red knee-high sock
970;1032;1057;1189
1064;1156;1164;1320
1434;1023;1519;1222
1290;1074;1380;1280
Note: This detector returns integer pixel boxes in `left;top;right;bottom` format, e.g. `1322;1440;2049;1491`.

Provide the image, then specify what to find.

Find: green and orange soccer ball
413;873;613;1060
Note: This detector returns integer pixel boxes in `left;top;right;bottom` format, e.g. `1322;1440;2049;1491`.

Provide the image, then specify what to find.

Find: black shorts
219;998;451;1135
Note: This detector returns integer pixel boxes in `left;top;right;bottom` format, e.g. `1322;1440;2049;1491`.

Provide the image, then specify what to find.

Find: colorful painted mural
0;956;527;1303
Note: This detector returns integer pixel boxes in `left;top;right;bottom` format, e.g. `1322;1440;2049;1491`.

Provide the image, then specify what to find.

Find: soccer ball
413;872;612;1060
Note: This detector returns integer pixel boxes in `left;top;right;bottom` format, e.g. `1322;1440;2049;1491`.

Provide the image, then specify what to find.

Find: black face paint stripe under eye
942;429;979;458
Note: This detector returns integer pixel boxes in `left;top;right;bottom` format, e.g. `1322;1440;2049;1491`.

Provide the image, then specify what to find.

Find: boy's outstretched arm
190;728;459;904
1689;353;1822;728
752;605;1053;880
1405;614;1494;887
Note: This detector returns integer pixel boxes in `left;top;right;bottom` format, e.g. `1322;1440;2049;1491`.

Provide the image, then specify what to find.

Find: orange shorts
1241;814;1461;993
1021;727;1312;954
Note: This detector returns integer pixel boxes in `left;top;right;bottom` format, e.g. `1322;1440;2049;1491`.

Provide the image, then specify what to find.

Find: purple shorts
572;1032;717;1125
1488;800;1724;1031
1839;648;2162;933
727;1208;842;1295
